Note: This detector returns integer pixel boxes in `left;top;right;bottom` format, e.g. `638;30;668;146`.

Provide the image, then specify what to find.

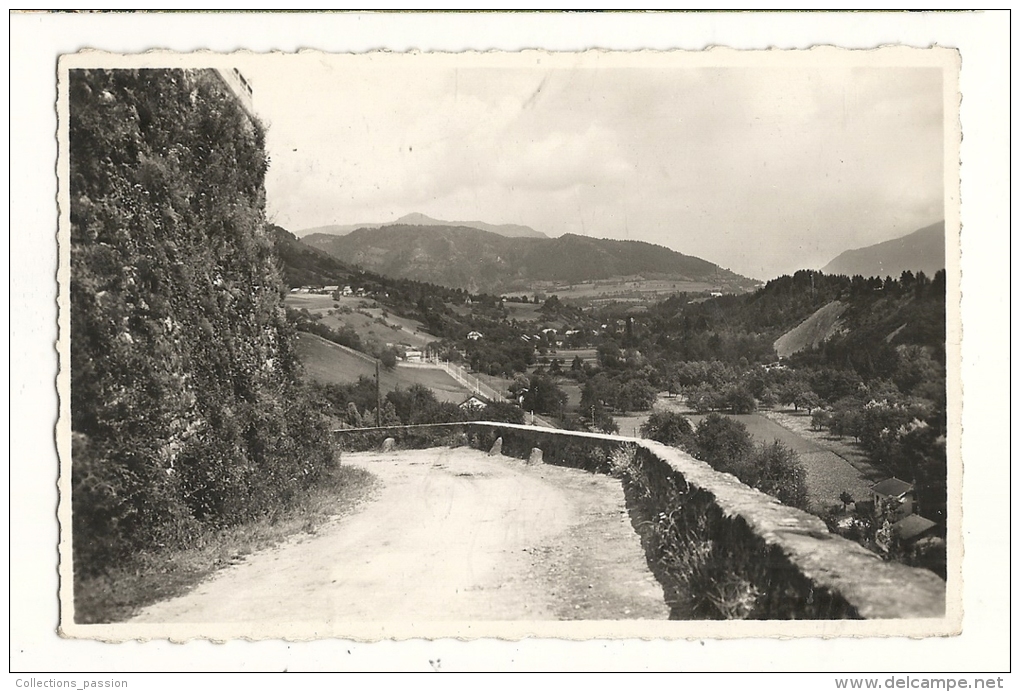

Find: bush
691;415;808;510
744;441;809;511
471;400;526;425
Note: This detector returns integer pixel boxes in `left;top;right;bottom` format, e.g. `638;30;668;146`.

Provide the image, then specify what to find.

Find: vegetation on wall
69;68;337;585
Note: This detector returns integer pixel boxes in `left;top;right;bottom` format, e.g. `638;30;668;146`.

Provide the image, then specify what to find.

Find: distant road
131;448;668;622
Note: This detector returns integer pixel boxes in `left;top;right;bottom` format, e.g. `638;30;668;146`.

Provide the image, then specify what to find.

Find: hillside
303;224;755;294
296;212;546;239
270;224;357;287
294;332;471;403
773;301;848;358
822;221;945;279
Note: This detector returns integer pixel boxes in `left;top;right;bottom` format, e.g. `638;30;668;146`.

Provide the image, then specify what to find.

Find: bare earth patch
131;447;668;623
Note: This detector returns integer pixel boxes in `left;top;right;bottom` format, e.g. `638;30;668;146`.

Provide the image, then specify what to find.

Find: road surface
132;447;668;623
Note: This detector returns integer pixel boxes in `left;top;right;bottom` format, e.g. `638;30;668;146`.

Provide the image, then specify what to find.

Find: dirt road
132;447;668;623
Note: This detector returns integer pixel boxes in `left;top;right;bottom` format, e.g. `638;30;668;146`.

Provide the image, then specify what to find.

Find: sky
242;51;948;281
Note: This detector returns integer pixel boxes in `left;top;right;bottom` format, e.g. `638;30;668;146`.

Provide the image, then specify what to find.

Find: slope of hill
302;224;755;294
773;300;848;358
271;224;357;287
295;332;471;403
822;221;945;279
295;212;546;239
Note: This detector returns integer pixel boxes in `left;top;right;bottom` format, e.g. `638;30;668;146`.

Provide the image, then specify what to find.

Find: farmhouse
467;331;484;341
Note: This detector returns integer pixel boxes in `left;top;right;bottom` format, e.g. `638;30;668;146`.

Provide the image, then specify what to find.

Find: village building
891;514;938;543
458;394;488;411
870;477;915;521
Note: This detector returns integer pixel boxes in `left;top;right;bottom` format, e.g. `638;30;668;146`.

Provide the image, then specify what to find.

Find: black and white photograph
10;9;1010;677
57;46;960;641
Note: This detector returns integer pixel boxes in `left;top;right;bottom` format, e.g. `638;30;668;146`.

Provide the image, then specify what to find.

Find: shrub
470;400;526;425
744;441;810;511
691;415;808;510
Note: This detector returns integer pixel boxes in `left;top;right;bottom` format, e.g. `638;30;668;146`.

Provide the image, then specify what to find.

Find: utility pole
375;359;382;427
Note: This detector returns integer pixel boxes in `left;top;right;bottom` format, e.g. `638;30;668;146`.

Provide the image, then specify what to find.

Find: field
548;278;722;303
295;332;471;403
550;348;598;365
285;293;435;350
653;398;879;512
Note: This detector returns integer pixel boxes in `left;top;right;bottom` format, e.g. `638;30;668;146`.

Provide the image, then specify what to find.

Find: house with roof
467;331;484;341
870;477;915;521
458;394;489;411
891;514;937;543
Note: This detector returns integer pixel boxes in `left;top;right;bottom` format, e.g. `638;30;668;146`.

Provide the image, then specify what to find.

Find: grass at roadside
73;463;379;624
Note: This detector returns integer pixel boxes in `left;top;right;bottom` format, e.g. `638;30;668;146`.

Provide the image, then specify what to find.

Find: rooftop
893;514;938;542
871;477;914;498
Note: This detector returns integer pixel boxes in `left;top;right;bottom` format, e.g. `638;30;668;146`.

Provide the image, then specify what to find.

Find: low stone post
488;436;503;456
528;447;544;465
381;437;396;452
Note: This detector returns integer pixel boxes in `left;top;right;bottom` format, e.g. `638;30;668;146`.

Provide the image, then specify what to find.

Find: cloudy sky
242;50;948;280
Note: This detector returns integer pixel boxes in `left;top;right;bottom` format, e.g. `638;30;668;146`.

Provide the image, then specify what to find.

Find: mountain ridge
822;221;945;279
295;212;546;239
302;223;756;294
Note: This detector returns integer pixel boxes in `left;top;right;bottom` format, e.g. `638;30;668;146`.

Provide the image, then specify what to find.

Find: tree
839;491;854;512
541;294;562;315
640;411;694;447
724;384;757;414
597;339;622;368
522;373;568;416
379;348;398;370
794;390;822;414
693;413;754;475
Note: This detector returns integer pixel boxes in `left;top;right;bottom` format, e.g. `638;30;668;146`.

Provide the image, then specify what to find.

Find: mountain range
296;212;546;239
822;221;945;279
301;223;754;294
